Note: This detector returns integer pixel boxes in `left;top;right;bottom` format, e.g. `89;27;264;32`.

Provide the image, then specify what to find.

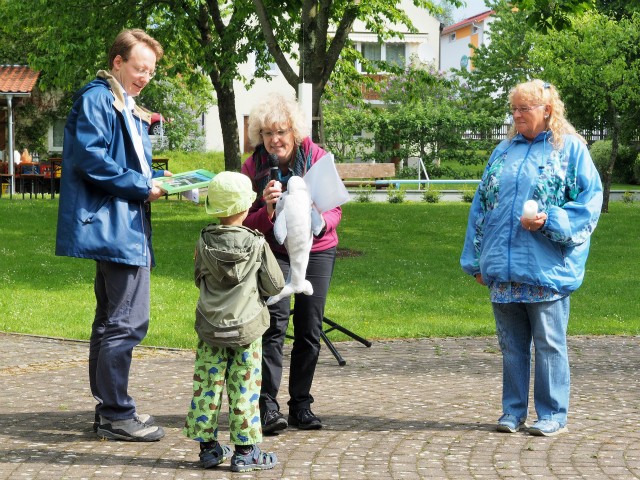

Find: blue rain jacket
460;131;602;296
55;71;166;267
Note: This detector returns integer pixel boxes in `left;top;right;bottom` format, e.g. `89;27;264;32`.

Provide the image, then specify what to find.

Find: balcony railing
360;74;387;101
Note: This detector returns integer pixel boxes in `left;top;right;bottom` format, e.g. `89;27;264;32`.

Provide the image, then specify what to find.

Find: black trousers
260;247;336;414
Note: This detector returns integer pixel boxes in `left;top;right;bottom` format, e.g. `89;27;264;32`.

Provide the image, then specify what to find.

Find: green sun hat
205;171;257;217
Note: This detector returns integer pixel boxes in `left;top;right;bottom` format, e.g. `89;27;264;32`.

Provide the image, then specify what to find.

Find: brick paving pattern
0;332;639;479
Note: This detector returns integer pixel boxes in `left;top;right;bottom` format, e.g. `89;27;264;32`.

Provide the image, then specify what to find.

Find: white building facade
439;10;494;74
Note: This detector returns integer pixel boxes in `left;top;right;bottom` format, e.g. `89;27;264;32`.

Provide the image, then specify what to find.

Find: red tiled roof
0;65;40;94
441;10;495;35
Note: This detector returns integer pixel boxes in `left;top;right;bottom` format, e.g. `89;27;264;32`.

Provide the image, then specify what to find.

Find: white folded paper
303;153;350;213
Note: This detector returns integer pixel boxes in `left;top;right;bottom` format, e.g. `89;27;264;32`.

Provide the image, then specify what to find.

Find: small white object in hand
522;200;538;219
182;188;200;204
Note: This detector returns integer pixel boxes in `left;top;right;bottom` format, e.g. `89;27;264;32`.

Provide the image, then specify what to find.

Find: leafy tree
373;62;501;170
0;0;63;155
528;11;640;212
509;0;595;32
141;76;215;152
590;140;640;185
252;0;463;143
595;0;640;20
153;0;270;169
0;0;238;166
2;0;465;169
323;99;375;162
435;0;457;26
511;0;640;29
456;0;541;119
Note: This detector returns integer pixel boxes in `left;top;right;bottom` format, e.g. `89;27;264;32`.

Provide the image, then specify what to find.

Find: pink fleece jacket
241;137;342;255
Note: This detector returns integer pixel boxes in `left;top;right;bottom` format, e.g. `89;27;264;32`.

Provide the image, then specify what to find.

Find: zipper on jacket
507;141;534;279
140;202;148;263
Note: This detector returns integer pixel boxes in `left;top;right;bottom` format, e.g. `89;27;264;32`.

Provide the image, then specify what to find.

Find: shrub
422;189;441;203
589;140;638;183
387;187;405;203
355;187;373;203
633;153;640;184
590;140;611;174
397;166;418;179
622;191;635;203
462;190;475;203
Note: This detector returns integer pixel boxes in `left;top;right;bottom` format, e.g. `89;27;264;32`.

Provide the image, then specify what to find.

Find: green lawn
1;198;638;348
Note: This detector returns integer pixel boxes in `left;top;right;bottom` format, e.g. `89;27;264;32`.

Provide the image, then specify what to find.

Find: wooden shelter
0;65;40;189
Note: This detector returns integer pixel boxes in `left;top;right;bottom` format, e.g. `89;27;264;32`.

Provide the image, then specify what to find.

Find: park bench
335;162;396;188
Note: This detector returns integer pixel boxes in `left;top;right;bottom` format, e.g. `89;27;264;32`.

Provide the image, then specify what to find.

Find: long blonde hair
507;79;585;149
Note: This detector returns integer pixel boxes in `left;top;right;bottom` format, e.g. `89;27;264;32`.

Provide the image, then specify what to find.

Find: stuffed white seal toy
266;176;324;306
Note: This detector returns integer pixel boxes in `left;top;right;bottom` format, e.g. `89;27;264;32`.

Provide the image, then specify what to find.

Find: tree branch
253;0;299;86
322;2;359;87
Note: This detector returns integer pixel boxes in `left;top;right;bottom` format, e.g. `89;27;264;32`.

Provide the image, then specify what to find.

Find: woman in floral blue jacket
461;79;602;437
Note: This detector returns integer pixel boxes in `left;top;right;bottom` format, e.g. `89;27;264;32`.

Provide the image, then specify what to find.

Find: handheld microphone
268;153;279;182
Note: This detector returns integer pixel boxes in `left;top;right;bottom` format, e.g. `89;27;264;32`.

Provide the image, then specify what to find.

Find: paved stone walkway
0;332;639;479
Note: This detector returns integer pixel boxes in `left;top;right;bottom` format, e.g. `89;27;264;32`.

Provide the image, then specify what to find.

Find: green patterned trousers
183;338;263;445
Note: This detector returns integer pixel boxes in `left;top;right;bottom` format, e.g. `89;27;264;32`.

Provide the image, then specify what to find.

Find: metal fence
462;123;637;145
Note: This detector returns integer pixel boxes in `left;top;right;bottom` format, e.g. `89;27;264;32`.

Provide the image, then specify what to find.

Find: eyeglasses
260;128;291;139
125;61;156;79
510;105;543;114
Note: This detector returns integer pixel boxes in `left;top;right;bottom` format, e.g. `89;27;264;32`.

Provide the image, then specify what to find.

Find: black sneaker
262;409;288;434
93;413;154;432
96;416;165;442
288;409;323;430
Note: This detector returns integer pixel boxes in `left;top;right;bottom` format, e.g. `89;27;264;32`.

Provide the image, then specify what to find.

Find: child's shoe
200;442;232;468
230;445;277;472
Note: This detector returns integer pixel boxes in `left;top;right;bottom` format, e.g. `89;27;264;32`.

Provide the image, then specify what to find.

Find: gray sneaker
96;416;165;442
93;413;154;432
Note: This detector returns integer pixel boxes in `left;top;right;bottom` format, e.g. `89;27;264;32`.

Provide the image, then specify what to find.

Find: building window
358;42;405;72
361;42;382;63
253;49;280;76
48;118;65;152
386;43;405;68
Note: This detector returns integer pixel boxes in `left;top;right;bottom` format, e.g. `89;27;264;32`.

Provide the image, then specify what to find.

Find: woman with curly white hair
241;93;342;434
461;79;603;436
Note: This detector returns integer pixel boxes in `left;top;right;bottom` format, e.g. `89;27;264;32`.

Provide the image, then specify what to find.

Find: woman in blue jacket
56;29;170;442
461;80;602;436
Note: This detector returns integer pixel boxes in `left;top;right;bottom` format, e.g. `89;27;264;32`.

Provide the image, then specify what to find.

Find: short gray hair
247;93;310;147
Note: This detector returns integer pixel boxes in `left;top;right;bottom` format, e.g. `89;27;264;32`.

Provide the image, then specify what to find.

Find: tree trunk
211;77;241;172
601;103;621;213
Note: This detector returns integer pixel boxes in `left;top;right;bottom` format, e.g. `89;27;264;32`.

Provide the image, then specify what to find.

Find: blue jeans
89;260;150;420
492;296;570;426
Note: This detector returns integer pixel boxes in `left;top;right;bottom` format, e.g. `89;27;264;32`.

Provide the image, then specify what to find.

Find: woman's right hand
475;273;486;286
263;179;282;218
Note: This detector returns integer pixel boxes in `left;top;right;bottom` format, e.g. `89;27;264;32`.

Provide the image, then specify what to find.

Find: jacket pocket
81;195;113;224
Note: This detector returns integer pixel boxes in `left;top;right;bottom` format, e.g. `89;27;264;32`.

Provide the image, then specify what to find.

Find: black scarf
253;143;312;195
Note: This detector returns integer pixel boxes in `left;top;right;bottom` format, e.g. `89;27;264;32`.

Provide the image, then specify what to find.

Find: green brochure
156;169;216;194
